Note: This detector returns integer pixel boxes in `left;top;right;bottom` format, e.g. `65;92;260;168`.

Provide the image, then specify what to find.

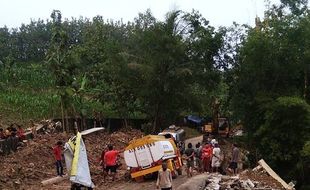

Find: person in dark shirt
184;143;195;177
195;143;202;173
53;141;64;176
227;143;240;175
11;126;17;137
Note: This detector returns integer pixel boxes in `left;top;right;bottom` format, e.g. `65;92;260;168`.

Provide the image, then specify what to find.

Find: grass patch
0;89;60;124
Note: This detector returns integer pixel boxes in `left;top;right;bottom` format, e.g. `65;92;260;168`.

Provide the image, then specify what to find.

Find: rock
246;179;255;188
14;180;21;185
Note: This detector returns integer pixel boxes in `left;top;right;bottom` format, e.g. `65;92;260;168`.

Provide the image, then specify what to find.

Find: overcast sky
1;0;280;28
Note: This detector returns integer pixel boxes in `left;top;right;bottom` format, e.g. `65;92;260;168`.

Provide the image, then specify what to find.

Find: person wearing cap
210;139;217;147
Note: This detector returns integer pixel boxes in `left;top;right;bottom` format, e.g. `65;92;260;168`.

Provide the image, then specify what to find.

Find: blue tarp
186;115;204;125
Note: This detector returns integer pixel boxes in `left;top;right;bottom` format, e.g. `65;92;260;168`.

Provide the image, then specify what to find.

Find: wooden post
61;99;65;132
258;159;293;190
41;175;68;186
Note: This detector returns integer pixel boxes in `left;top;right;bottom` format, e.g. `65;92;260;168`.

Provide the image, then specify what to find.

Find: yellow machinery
203;117;230;137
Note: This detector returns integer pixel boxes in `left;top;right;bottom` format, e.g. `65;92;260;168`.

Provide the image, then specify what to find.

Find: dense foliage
229;1;310;188
0;1;310;188
0;9;224;130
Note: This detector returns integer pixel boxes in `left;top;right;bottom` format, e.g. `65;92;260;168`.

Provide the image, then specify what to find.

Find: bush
256;97;310;187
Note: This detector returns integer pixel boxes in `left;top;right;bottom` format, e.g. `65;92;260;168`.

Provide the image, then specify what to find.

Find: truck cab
158;125;186;154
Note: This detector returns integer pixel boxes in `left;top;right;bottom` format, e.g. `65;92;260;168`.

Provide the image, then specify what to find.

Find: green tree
123;10;223;132
256;97;310;184
46;10;79;131
230;1;310;188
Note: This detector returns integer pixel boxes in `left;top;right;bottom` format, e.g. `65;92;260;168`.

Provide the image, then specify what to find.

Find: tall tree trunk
152;102;161;133
82;114;87;131
123;118;128;128
152;117;157;134
107;119;111;133
212;98;220;135
304;69;308;101
60;98;65;132
65;110;69;132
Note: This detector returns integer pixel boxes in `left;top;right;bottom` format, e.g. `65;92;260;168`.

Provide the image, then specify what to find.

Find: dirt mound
0;128;143;189
240;169;283;189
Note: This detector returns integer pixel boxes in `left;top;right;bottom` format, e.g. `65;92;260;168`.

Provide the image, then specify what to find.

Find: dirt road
185;135;203;147
107;135;204;190
48;135;204;190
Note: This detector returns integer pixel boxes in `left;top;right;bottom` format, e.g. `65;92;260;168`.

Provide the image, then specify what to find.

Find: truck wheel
134;176;144;182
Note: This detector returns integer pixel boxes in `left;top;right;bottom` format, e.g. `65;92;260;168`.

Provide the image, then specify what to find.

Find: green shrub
256;96;310;186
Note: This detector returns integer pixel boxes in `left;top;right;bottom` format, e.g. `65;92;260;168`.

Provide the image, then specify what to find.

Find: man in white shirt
212;143;221;173
156;162;173;190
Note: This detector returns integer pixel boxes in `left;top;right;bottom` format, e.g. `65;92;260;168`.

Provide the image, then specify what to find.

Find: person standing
211;142;221;173
202;143;213;173
53;141;64;176
227;143;240;175
195;143;202;173
184;143;195;177
104;145;119;181
156;162;173;190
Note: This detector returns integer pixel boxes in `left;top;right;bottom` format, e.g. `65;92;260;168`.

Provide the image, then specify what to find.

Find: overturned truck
124;135;183;181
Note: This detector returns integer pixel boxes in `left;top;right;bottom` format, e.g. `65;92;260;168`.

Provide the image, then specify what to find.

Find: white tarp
64;133;94;188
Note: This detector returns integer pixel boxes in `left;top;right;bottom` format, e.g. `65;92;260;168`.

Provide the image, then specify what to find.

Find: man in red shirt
104;145;120;181
53;141;64;176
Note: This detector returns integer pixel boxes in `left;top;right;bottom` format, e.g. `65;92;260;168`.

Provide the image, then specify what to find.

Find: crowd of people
50;134;239;190
156;137;240;190
184;137;240;177
0;124;25;141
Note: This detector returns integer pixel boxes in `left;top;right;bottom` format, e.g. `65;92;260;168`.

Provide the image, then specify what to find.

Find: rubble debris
0;127;143;189
258;159;294;190
203;172;285;190
178;159;292;190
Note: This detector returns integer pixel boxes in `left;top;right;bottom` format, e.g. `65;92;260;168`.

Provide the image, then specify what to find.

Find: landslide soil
0;128;143;190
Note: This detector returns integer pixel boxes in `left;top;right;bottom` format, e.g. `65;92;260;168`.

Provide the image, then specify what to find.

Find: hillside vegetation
0;1;310;188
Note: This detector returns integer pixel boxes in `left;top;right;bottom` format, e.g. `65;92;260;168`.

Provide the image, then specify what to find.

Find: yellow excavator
202;117;230;138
